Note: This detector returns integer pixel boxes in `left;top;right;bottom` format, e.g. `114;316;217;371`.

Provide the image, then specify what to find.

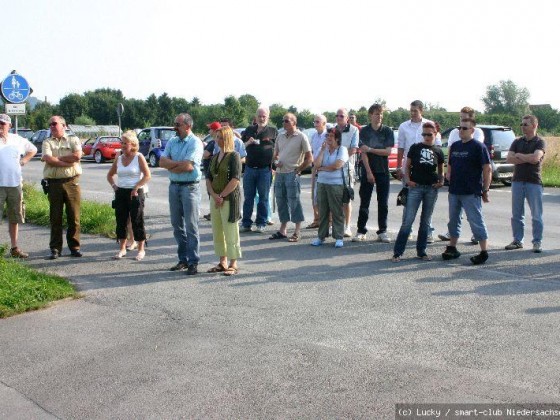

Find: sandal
126;241;138;251
306;222;319;229
269;231;288;240
223;267;238;276
417;254;433;261
135;251;145;261
114;250;127;260
288;233;300;243
207;264;227;273
391;255;401;263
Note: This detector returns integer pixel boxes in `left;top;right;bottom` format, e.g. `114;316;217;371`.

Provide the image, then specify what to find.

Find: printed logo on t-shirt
420;148;434;165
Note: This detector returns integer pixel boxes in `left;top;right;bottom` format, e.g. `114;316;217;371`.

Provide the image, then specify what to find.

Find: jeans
393;185;439;257
511;181;543;243
169;182;201;264
274;171;304;224
447;193;488;241
242;167;272;228
357;171;390;234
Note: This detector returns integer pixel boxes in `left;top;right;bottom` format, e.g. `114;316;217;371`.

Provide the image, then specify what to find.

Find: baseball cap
0;114;11;124
207;121;221;131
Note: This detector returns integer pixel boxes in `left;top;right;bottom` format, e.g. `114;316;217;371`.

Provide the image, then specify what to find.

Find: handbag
397;187;408;206
341;158;354;204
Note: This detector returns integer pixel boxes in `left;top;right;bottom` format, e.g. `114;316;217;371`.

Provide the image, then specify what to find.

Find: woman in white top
107;130;151;260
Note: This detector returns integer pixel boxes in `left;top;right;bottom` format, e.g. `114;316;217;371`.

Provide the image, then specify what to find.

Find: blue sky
5;0;558;113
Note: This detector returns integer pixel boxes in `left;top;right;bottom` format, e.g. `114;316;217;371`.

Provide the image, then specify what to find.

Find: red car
82;136;122;163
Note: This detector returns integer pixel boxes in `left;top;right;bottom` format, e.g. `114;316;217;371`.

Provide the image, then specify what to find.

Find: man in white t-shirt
0;114;37;258
307;114;328;228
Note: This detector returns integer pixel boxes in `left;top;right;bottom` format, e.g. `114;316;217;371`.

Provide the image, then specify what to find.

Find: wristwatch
482;188;489;193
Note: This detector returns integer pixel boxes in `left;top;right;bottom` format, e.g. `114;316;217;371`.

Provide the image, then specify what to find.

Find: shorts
0;185;24;224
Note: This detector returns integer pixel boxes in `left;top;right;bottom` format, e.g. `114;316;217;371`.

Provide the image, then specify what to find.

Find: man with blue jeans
241;107;278;233
443;118;492;265
505;115;545;253
160;113;203;275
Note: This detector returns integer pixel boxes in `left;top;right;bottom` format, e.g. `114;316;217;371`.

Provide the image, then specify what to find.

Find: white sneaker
344;227;352;238
533;241;542;253
254;226;265;233
352;233;367;242
334;239;344;248
427;234;435;244
377;232;391;243
438;232;451;241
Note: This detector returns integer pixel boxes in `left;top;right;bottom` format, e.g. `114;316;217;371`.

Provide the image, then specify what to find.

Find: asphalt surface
1;159;560;419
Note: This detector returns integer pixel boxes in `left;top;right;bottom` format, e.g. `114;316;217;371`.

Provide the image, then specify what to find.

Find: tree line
7;80;560;136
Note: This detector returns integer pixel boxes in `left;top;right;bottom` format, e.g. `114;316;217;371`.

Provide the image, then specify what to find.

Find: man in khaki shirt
41;116;83;259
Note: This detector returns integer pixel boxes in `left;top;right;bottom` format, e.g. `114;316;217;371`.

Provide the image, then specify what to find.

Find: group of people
0;103;546;274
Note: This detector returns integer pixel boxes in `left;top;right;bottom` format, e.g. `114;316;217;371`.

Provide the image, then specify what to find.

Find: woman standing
206;126;242;276
107;130;151;261
392;122;444;262
310;128;348;248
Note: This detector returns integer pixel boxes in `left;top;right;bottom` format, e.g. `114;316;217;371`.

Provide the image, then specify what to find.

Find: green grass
23;182;117;237
542;160;560;187
0;245;78;318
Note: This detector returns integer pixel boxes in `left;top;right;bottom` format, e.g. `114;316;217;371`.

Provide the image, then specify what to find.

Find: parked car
10;128;34;140
137;126;176;167
441;125;515;185
81;136;122;163
30;128;75;157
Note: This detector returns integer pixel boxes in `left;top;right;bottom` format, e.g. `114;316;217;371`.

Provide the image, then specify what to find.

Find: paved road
1;159;559;419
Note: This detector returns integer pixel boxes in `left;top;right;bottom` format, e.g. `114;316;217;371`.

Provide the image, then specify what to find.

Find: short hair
50;115;67;126
460;106;475;117
522;114;539;125
368;104;384;114
460;118;476;127
423;122;436;130
216;126;234;153
176;113;193;127
284;112;297;124
336;108;348;117
121;130;139;153
410;100;424;111
327;127;342;146
219;117;231;124
315;114;327;124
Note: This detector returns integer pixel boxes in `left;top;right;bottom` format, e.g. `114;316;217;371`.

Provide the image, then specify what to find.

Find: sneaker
438;232;451;241
70;249;83;258
310;238;323;246
334;239;344;248
470;236;479;245
344;227;352;238
505;241;523;250
442;246;461;260
470;251;489;265
377;232;391;243
186;264;198;275
10;247;29;259
266;220;274;226
240;226;252;233
427;234;435;244
533;241;542;253
170;262;188;271
49;249;61;260
203;213;211;221
254;226;265;233
352;233;367;242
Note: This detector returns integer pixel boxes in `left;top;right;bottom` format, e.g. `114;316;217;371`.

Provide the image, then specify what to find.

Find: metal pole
15;115;18;134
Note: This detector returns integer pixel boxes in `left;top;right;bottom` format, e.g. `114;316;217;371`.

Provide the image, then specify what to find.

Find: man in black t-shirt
353;104;394;243
240;106;278;233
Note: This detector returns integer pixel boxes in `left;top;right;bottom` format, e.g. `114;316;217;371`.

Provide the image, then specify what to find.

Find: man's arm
297;151;313;173
513;150;544;164
158;156;179;170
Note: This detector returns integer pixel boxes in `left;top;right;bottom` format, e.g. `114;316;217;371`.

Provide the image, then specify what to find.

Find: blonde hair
216;126;234;153
121;130;139;153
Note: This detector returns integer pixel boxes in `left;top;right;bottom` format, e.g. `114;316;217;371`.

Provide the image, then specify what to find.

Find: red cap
207;121;221;131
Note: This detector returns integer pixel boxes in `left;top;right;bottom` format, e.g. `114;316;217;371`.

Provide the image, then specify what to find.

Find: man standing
348;112;361;130
42;116;83;259
241;106;278;233
353;104;394;243
504;115;545;253
335;108;359;237
442;118;492;265
160;113;204;275
0;114;37;258
269;113;312;242
306;114;328;229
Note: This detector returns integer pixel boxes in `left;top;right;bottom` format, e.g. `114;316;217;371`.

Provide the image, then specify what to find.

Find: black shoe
470;251;488;265
186;264;198;275
70;249;83;257
49;249;61;260
170;262;188;271
442;246;461;260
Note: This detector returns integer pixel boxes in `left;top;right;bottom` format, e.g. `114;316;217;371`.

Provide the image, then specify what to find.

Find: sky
4;0;559;115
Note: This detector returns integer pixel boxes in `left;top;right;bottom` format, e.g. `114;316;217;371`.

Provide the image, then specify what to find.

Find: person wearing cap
211;121;246;163
41;115;83;259
159;113;204;275
0;114;37;258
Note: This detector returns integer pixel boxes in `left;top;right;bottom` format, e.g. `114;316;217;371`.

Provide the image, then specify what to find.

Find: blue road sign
1;73;31;104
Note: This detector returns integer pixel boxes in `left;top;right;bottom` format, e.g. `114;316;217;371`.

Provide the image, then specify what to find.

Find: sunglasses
313;120;321;124
520;123;531;127
458;126;470;131
283;119;292;123
336;114;346;118
174;122;183;127
49;122;59;127
421;133;434;137
0;121;7;125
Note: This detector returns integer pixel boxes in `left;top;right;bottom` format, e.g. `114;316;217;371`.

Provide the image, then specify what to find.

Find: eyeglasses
282;119;291;123
49;122;59;127
458;126;470;131
174;122;183;127
336;114;346;118
421;133;434;137
313;120;321;124
520;123;531;127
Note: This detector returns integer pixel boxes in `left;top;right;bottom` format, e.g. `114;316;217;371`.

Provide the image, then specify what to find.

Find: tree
74;114;96;125
223;96;247;127
59;93;88;123
482;80;530;116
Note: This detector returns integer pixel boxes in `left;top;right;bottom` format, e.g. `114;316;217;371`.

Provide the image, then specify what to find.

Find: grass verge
23;182;116;237
0;245;78;318
542;137;560;187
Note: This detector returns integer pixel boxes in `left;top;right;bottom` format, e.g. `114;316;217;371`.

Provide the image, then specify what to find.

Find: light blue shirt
213;137;247;158
162;133;204;182
317;146;349;185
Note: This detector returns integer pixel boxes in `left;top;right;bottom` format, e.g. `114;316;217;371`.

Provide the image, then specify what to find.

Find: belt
170;181;199;185
47;176;78;183
248;165;270;169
